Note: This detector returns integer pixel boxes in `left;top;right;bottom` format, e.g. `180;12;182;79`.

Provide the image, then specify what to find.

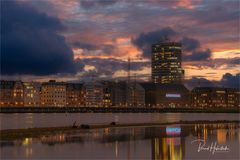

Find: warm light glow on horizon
212;49;240;59
184;65;239;80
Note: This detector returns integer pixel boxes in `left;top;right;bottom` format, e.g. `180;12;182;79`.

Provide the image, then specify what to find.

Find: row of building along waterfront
0;80;239;108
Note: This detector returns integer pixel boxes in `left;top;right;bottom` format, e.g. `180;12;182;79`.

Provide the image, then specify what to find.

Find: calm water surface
1;122;239;159
0;113;239;130
0;113;239;159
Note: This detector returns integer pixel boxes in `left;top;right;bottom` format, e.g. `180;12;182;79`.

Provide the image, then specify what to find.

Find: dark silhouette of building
126;82;145;107
152;42;184;84
140;83;190;108
139;83;156;108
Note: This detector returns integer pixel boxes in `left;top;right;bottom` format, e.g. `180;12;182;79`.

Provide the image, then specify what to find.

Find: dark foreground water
0;113;239;159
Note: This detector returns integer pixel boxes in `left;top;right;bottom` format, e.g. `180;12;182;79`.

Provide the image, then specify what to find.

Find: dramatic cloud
221;73;240;88
1;1;83;75
80;0;118;9
183;49;212;61
184;73;240;89
230;58;240;65
133;27;212;61
181;37;200;52
132;27;177;58
82;58;150;76
180;37;212;61
72;42;97;50
184;57;240;69
184;77;214;89
192;0;239;24
1;0;239;83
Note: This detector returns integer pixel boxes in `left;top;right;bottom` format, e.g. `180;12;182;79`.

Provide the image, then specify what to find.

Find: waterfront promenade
0;106;239;113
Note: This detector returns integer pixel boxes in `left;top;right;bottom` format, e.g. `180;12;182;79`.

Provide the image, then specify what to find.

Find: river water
0;113;239;159
0;113;239;130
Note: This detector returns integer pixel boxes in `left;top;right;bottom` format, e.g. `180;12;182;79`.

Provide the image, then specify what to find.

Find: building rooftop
192;87;240;92
66;83;83;90
0;80;16;89
152;42;181;47
140;82;189;92
42;81;66;86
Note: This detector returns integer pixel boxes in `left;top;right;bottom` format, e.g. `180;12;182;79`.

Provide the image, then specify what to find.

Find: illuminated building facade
100;81;128;107
103;87;112;107
152;42;184;84
40;80;66;107
155;84;190;108
84;82;103;107
66;83;84;107
101;81;113;107
0;80;24;106
191;87;240;108
23;82;41;106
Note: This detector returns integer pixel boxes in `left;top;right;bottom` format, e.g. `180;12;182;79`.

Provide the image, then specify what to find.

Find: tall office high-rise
151;42;184;84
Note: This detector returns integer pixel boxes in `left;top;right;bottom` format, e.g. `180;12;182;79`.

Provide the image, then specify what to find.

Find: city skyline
0;1;239;159
1;0;239;88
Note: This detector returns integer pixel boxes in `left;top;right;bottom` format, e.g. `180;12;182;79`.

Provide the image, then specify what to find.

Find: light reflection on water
0;123;239;159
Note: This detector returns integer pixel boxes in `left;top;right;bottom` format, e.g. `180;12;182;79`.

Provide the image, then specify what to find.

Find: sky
1;0;239;88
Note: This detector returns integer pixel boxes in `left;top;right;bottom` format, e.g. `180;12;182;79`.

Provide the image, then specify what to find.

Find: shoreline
1;120;239;141
0;107;239;113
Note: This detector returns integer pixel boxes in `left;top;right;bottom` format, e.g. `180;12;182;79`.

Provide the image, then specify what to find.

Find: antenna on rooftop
128;57;131;84
198;79;200;87
164;35;170;42
133;73;137;107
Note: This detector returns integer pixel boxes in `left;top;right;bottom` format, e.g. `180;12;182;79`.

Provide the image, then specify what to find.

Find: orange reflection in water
152;137;183;160
217;129;227;144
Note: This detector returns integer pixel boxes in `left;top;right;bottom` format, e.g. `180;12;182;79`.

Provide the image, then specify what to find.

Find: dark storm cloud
1;1;63;33
183;49;212;61
132;27;177;58
133;27;212;61
181;37;200;52
179;36;212;61
1;1;83;75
